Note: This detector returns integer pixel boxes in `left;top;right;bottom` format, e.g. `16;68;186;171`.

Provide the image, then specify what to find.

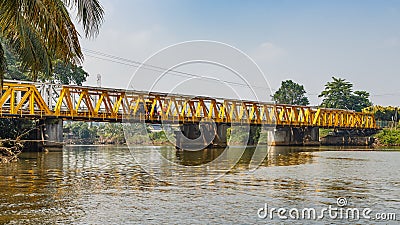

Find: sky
79;0;400;106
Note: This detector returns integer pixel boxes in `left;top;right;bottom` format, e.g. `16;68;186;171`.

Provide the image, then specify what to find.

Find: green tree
50;60;89;85
98;123;125;143
363;106;399;122
272;80;309;105
319;77;372;111
0;118;35;139
0;0;104;90
66;122;97;140
350;91;372;112
4;45;89;85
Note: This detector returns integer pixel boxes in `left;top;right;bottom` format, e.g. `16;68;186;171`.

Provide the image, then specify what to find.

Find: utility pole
97;74;101;87
395;107;398;130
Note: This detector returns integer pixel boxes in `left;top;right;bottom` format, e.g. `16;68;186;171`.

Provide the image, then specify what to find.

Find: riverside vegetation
64;122;170;145
64;122;400;147
374;128;400;146
363;106;400;146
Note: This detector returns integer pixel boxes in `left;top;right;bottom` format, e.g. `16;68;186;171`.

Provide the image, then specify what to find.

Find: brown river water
0;145;399;224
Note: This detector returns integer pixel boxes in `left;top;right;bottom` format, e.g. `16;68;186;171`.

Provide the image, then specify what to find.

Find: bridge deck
0;81;377;129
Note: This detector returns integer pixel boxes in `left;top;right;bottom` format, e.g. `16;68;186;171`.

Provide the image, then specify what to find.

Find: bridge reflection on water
164;146;315;167
0;145;399;224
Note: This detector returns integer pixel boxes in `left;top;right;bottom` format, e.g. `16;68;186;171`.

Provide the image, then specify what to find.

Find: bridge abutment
320;129;377;146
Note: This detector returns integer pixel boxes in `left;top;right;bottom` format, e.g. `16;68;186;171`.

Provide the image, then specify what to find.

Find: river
0;145;399;224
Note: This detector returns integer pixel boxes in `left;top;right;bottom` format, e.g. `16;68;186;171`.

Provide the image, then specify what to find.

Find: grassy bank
319;128;333;138
374;129;400;146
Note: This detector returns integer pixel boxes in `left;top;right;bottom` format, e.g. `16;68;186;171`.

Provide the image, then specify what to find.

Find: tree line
272;77;398;122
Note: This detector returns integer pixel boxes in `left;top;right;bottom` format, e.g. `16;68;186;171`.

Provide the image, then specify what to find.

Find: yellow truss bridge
0;80;377;129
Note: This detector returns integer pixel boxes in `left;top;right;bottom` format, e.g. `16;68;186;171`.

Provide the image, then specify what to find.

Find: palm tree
0;0;104;90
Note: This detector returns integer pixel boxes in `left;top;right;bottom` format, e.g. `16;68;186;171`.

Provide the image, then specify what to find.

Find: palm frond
63;0;104;38
0;43;6;95
0;0;82;61
0;0;104;83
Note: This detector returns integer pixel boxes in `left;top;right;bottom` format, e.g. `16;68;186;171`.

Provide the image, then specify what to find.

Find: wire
371;92;400;97
83;48;270;91
83;48;400;98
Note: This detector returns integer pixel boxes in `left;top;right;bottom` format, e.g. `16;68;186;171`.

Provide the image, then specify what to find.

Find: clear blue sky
80;0;400;106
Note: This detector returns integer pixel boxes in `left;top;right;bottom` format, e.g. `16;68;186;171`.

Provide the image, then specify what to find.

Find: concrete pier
213;123;229;147
267;126;320;146
175;124;377;148
175;122;230;150
248;124;261;145
38;118;64;150
175;123;211;150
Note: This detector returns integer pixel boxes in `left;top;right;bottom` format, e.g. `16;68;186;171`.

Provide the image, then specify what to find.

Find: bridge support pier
175;123;206;150
37;118;64;151
248;124;261;146
175;123;230;150
213;123;229;147
267;126;319;146
180;123;201;140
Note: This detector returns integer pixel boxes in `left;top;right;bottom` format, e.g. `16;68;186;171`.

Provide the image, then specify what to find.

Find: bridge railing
0;81;377;129
376;120;398;128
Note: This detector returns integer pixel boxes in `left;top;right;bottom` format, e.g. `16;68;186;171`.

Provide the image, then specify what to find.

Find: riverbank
65;129;400;148
64;130;172;146
320;128;400;148
373;128;400;146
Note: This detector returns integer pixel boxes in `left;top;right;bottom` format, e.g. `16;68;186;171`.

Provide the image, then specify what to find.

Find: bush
375;129;400;146
319;128;333;137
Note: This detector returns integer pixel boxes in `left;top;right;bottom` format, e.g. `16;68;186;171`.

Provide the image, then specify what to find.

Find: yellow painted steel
0;82;377;129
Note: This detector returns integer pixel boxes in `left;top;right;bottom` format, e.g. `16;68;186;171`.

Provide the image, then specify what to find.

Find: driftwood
0;139;23;163
0;124;43;163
